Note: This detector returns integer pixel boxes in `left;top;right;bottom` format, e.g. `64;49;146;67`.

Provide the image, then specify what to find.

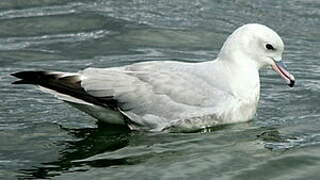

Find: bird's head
219;24;295;87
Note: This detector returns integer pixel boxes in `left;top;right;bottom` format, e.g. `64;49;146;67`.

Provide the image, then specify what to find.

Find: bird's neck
218;57;260;102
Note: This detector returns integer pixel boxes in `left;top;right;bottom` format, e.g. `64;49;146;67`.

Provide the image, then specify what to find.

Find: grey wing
80;62;232;130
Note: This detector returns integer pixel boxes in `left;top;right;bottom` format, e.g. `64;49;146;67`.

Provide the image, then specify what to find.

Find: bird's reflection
18;122;131;179
17;120;286;179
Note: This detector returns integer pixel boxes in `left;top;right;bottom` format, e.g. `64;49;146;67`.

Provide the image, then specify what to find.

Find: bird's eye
265;44;275;50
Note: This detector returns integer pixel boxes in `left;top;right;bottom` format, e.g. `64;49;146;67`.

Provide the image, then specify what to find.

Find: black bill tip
288;80;295;87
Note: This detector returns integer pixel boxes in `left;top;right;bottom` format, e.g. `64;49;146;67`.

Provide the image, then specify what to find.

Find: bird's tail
11;71;119;109
11;70;128;125
11;70;84;97
11;71;96;104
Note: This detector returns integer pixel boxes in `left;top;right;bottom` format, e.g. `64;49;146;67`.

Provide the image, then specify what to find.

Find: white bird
12;24;295;132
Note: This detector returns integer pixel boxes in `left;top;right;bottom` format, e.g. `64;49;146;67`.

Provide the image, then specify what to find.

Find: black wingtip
11;71;48;85
11;71;45;78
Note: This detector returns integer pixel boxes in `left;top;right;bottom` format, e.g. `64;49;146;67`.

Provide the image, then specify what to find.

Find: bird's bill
272;60;295;87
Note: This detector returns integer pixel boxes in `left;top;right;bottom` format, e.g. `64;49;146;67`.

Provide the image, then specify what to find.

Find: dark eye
265;44;275;50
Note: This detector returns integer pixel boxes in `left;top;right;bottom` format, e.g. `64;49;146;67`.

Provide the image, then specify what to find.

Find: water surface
1;0;320;179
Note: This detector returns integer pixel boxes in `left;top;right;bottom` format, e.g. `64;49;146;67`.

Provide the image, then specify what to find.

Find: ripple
266;135;320;151
0;30;111;50
0;3;82;20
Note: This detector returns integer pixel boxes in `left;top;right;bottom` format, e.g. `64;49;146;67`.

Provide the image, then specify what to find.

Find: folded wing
81;61;233;130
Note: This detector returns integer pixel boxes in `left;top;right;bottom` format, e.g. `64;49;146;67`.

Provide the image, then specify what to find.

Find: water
1;0;320;179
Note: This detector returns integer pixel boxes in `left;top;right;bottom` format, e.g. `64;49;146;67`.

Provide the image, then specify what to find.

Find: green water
1;0;320;179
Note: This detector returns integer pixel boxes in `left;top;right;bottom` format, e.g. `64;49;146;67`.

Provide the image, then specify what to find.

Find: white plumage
12;24;295;132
